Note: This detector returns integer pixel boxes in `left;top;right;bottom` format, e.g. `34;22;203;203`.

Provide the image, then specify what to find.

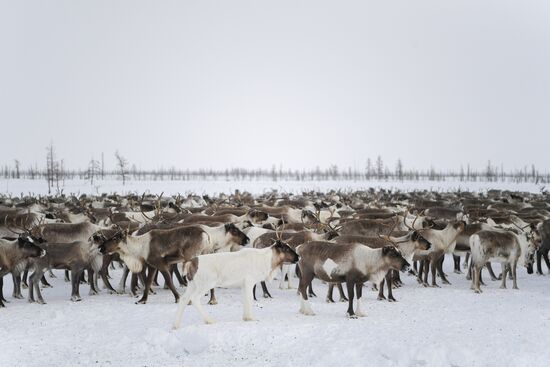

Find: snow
1;261;549;367
0;178;546;196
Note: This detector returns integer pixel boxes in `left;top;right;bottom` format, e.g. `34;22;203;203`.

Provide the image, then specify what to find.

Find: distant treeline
2;157;547;185
1;145;547;194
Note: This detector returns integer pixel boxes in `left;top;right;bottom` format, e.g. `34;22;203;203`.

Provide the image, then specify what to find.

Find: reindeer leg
308;282;317;298
326;283;335;303
387;274;397;302
207;289;217;305
416;260;424;284
345;280;357;319
423;260;430;287
377;278;386;301
64;270;70;283
191;294;216;325
130;273;139;297
101;256;118;294
173;287;193;329
487;262;498;281
0;271;8;306
543;251;550;274
48;269;56;278
242;280;256;321
12;273;23;299
537;250;544;275
337;283;348;302
136;266;156;304
438;256;451;285
88;269;98;295
463;252;470;269
172;264;185;287
159;267;180;303
430;259;440;288
71;269;83;302
473;265;482;293
511;260;519;290
500;263;507;289
466;258;473;281
453;255;462;274
260;281;272;298
298;269;315;316
355;283;366;317
393;271;402;287
21;268;29;289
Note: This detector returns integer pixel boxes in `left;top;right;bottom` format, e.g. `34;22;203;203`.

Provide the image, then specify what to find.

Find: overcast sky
1;0;549;172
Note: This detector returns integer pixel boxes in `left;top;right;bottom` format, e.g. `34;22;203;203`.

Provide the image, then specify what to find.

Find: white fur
173;247;281;328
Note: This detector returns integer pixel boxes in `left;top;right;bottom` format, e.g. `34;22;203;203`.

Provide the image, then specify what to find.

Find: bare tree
115;150;129;185
87;157;100;185
14;159;20;179
395;158;403;181
376;155;384;180
101;152;105;180
46;142;55;194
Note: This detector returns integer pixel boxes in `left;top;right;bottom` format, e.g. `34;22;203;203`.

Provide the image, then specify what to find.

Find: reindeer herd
0;189;546;329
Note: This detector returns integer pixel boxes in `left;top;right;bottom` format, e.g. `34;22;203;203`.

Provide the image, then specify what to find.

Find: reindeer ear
382;246;391;255
411;231;419;241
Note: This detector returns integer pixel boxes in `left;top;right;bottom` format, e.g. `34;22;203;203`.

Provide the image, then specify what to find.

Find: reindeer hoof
41;284;52;289
339;297;348;302
513;286;519;290
136;299;147;304
263;293;272;299
377;295;386;301
71;296;82;302
28;298;35;304
388;297;397;302
442;280;452;285
347;313;358;319
355;312;367;317
21;283;28;289
454;270;463;275
204;319;216;325
12;294;24;300
37;299;46;305
243;316;256;322
431;284;440;288
299;309;315;316
208;299;218;305
326;298;335;303
474;289;482;294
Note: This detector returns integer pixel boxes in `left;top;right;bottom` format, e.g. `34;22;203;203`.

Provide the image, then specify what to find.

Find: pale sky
1;0;549;172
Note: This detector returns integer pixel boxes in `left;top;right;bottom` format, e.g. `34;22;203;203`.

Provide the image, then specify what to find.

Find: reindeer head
382;246;410;272
248;209;268;224
17;234;46;258
224;223;250;247
271;240;299;264
410;231;432;251
95;230;128;255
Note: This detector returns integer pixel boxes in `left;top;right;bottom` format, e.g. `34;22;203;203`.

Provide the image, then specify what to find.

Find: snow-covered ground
1;261;549;367
0;178;545;196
